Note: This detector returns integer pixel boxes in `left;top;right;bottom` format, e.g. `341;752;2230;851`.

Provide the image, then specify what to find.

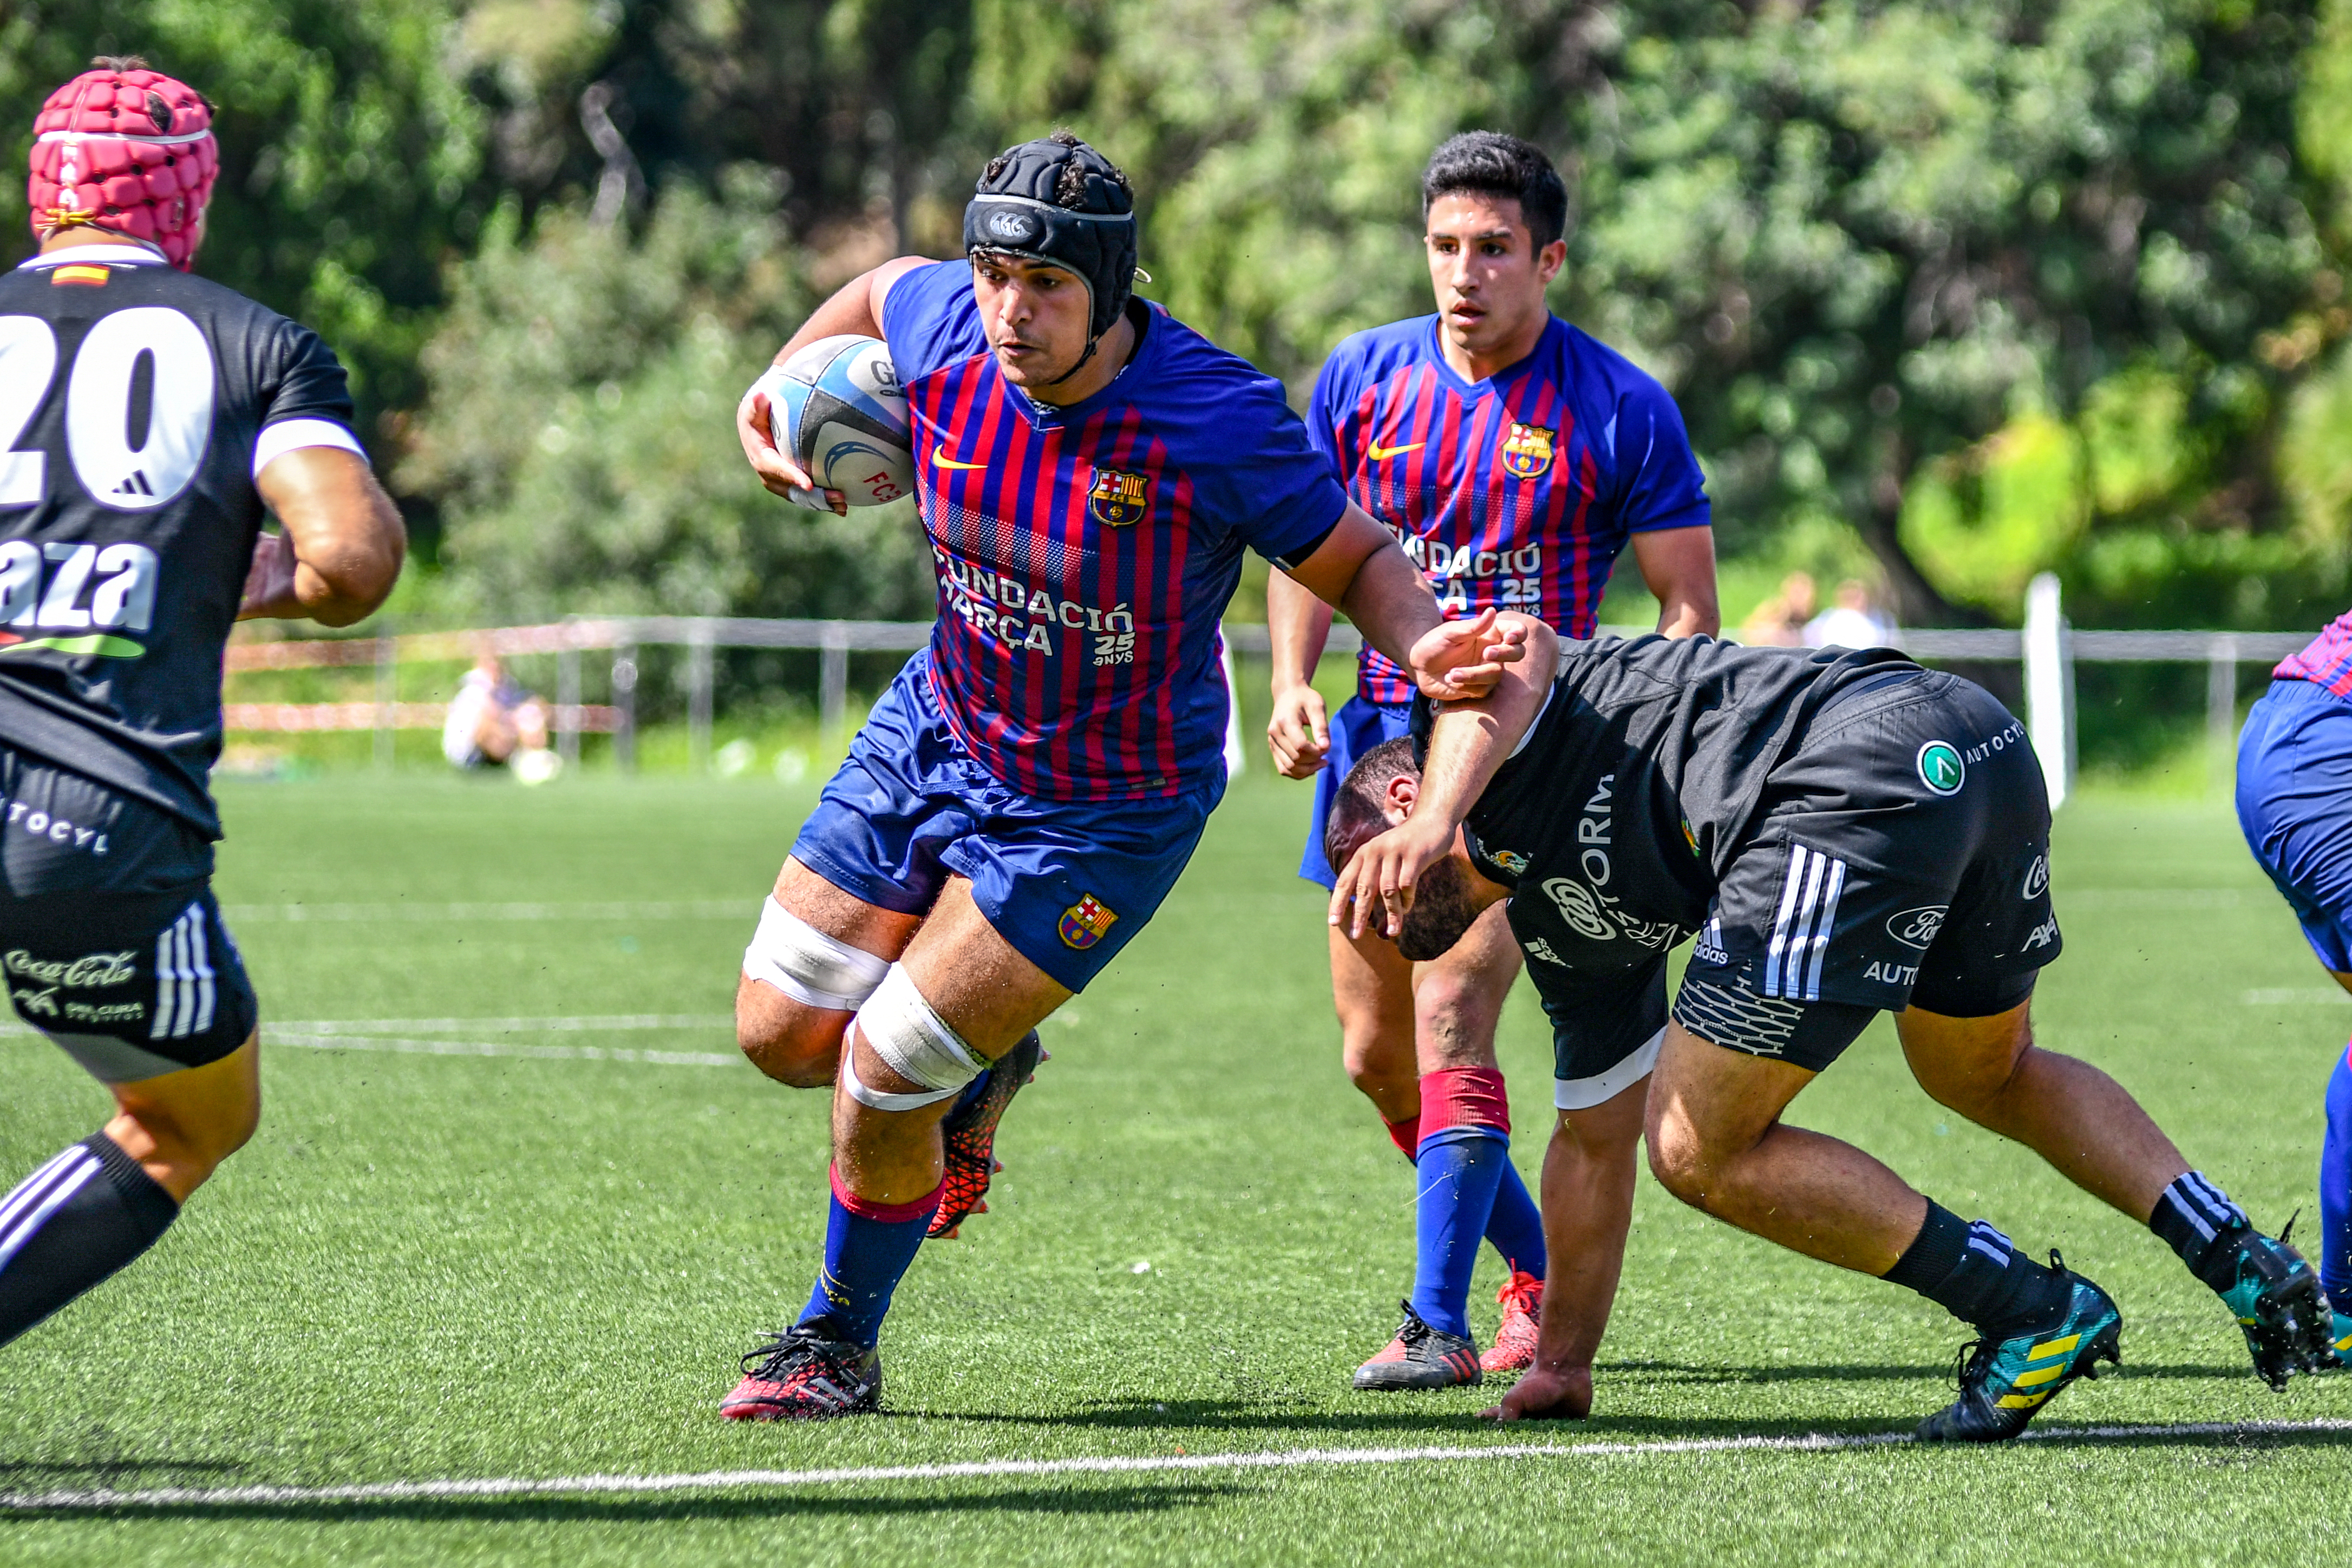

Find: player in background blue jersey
720;133;1524;1419
1268;134;1718;1390
2238;609;2352;1361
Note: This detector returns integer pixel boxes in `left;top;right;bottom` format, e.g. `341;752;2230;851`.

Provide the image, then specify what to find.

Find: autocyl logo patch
1059;893;1119;950
1917;741;1965;796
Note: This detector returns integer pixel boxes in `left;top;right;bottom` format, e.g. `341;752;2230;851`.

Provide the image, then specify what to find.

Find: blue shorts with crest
789;653;1221;992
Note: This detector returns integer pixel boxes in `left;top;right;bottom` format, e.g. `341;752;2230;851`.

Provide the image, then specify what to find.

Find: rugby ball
763;335;914;507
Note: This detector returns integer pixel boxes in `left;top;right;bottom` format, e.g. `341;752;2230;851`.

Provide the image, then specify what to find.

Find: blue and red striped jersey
1309;315;1710;704
2277;610;2352;697
882;262;1348;800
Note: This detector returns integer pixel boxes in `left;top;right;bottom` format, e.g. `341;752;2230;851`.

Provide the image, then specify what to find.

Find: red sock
1384;1113;1422;1160
1419;1066;1511;1141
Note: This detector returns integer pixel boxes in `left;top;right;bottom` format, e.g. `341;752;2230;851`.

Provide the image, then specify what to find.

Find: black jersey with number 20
0;246;361;837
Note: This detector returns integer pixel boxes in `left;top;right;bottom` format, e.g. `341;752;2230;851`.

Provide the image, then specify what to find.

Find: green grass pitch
1;769;2348;1564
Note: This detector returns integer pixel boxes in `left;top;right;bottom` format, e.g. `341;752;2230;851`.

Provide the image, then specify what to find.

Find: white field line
272;1016;735;1034
263;1012;742;1066
220;899;754;924
2243;988;2351;1006
265;1031;740;1068
0;1015;746;1066
2059;888;2248;910
4;1419;2348;1511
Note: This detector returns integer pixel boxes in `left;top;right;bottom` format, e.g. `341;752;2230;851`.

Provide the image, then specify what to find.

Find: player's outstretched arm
1281;503;1524;702
243;448;406;626
1631;524;1721;638
1265;569;1335;778
1327;612;1555;940
737;256;932;513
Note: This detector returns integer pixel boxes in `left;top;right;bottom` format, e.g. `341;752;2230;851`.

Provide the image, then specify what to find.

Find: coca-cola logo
5;949;136;988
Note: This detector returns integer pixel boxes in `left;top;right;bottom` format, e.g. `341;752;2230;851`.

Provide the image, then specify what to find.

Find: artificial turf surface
1;767;2348;1564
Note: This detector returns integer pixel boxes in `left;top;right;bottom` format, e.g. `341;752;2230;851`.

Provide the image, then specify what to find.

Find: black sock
2147;1171;2251;1292
1883;1199;2072;1335
0;1132;179;1350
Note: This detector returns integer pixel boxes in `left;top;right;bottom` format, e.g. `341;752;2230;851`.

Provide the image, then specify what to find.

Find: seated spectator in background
1738;571;1816;647
1805;578;1899;651
443;655;561;783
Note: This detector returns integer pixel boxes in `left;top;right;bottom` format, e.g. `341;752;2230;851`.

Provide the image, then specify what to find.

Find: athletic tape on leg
842;965;988;1113
742;898;890;1012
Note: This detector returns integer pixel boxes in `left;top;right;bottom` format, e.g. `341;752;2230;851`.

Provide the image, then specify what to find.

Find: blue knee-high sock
799;1167;939;1349
1410;1128;1511;1338
1484;1159;1547;1280
2322;1043;2352;1303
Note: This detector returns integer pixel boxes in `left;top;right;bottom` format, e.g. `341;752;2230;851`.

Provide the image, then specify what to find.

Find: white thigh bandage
1554;1027;1664;1112
742;898;891;1012
842;964;988;1112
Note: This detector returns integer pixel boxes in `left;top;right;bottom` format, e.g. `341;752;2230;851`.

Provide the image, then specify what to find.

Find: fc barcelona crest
1059;893;1120;950
1087;466;1152;526
1499;423;1556;480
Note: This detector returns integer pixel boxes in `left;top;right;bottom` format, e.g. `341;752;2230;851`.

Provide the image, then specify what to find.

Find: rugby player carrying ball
723;132;1519;1419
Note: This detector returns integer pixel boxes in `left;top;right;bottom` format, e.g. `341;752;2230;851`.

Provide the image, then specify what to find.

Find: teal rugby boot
1917;1257;2122;1443
2211;1228;2335;1389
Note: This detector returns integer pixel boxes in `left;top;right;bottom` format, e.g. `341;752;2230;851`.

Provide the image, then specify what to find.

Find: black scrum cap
963;134;1138;342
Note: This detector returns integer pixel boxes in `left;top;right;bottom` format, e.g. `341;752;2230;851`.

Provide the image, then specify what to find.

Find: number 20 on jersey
0;307;209;645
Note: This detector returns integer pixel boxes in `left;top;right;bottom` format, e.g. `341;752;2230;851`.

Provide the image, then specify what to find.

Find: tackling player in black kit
1329;616;2339;1439
0;59;403;1351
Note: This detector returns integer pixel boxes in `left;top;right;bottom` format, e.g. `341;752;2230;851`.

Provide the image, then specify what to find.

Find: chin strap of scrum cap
964;135;1138;387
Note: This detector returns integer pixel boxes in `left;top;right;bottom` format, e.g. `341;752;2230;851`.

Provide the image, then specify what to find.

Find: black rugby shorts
1674;671;2057;1073
0;747;254;1080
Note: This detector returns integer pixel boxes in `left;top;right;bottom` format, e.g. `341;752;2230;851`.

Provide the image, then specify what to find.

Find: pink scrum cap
26;57;218;270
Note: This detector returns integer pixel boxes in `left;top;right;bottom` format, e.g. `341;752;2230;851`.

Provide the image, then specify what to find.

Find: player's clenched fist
1480;1366;1593;1422
1266;683;1331;778
736;381;847;515
1408;607;1534;702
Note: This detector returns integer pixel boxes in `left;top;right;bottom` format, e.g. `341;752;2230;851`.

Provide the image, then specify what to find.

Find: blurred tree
0;0;493;432
397;172;934;624
1567;0;2333;625
453;0;980;254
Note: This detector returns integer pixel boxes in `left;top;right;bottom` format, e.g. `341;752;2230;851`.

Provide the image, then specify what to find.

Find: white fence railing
227;584;2299;793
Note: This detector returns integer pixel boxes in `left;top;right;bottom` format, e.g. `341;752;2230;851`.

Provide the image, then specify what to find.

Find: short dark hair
1421;132;1569;250
1324;737;1420;875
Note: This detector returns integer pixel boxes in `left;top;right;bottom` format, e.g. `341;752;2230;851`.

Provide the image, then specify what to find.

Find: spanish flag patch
50;265;109;288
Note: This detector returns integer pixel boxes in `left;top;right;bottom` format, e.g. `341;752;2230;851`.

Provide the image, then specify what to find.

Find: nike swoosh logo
932;448;988;471
1367;442;1423;461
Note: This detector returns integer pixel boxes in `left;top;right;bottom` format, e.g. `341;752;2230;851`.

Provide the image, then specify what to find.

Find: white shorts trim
1554;1027;1663;1111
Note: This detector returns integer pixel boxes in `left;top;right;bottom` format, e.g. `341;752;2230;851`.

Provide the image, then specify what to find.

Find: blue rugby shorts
789;653;1221;993
1297;695;1413;890
2239;677;2352;973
